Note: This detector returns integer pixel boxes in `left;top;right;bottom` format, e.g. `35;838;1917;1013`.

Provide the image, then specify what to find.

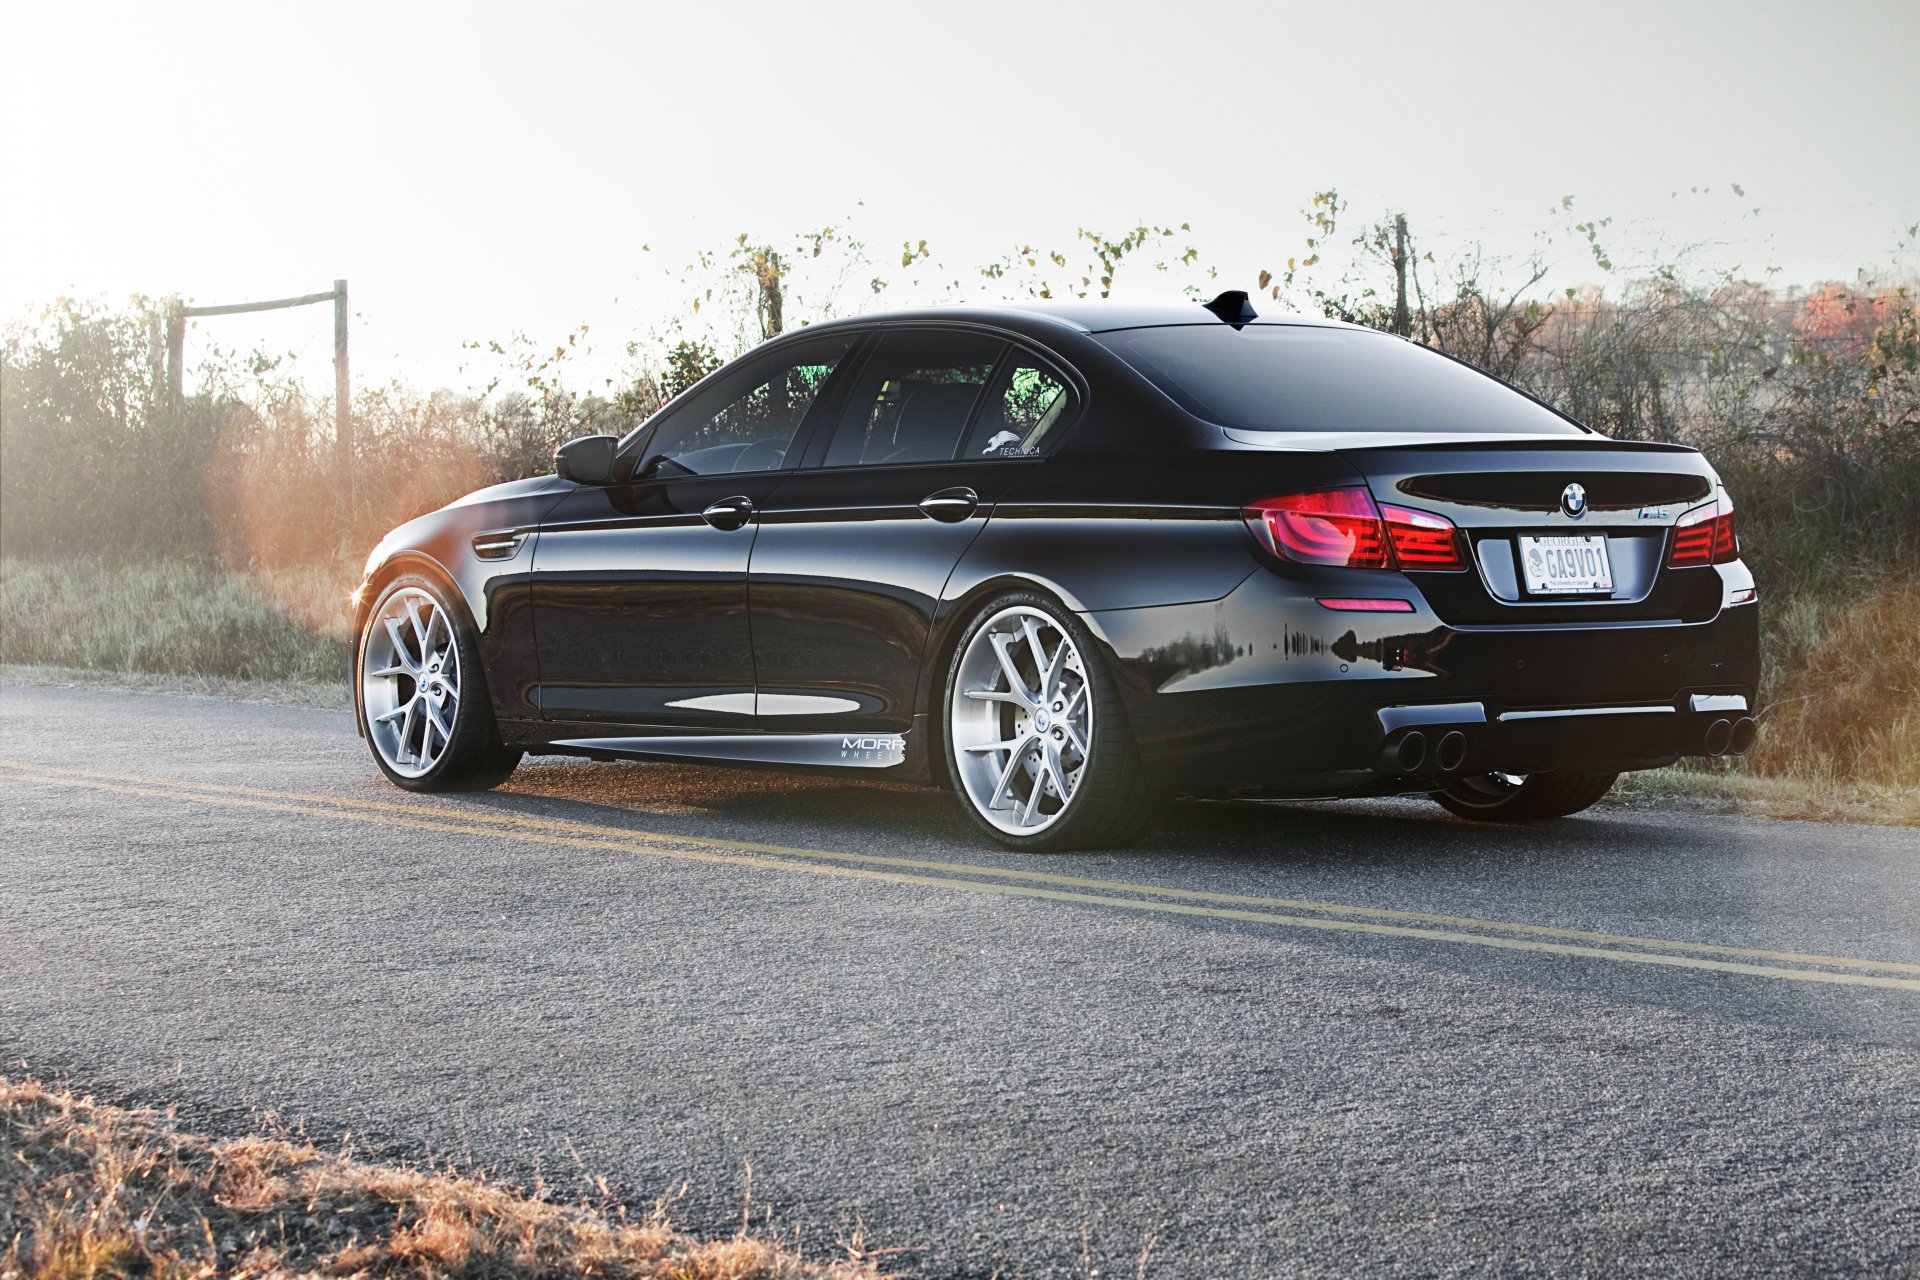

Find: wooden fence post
167;282;351;467
333;279;351;470
147;308;166;402
1392;215;1411;338
165;298;185;412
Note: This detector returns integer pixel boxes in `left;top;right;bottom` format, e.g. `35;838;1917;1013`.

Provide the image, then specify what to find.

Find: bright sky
4;0;1917;394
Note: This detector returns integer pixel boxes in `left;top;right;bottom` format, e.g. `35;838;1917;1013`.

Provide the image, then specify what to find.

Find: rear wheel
944;593;1166;851
1431;770;1617;821
357;574;522;792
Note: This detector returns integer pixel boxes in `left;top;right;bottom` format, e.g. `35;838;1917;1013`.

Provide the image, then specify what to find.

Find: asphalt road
3;682;1918;1278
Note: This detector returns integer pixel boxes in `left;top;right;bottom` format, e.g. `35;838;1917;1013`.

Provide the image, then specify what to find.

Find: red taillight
1243;487;1391;568
1712;490;1738;563
1669;505;1716;566
1380;503;1465;570
1244;488;1463;571
1669;491;1739;567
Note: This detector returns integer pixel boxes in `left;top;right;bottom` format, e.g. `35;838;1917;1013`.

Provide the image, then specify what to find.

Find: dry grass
1609;765;1920;827
0;1076;886;1280
1536;578;1920;826
0;558;352;684
1744;578;1920;789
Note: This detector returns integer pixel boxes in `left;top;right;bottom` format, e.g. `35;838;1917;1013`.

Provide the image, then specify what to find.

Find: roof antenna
1202;290;1258;326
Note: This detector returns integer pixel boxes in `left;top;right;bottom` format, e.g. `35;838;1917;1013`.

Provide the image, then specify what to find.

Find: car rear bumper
1084;567;1761;793
1371;695;1756;781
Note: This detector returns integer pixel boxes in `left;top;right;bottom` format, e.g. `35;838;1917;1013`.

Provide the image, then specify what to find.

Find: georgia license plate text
1518;534;1613;594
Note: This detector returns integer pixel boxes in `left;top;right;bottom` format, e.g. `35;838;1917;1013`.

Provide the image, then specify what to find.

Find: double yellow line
5;758;1917;992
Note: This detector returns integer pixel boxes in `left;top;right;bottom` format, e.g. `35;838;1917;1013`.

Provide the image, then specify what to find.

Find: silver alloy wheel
361;586;461;779
951;605;1092;835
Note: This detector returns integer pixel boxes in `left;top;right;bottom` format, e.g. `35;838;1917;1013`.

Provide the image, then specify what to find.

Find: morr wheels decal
362;587;461;778
951;605;1092;835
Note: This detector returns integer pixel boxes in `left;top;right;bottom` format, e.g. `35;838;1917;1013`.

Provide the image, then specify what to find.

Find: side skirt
542;731;909;770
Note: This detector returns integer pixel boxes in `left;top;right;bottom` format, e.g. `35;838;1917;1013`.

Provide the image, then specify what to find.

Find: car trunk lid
1314;435;1724;625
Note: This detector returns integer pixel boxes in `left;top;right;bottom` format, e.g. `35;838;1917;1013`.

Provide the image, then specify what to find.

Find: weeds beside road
1608;766;1920;829
0;557;349;685
0;1076;881;1280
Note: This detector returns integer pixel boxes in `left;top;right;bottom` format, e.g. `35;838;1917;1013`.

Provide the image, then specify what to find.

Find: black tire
1431;770;1618;822
356;572;523;792
942;589;1168;852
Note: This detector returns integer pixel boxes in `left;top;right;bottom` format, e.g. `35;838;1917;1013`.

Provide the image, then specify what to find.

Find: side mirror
554;434;618;485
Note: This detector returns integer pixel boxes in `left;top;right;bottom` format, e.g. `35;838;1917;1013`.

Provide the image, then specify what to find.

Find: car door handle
701;495;755;530
918;486;979;522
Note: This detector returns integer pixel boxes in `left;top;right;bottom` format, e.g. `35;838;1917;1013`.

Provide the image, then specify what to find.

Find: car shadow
471;755;1740;886
448;757;1920;1045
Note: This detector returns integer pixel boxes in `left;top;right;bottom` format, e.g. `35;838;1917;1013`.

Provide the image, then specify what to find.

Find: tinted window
963;354;1074;458
821;330;1004;467
640;334;852;477
1096;325;1583;435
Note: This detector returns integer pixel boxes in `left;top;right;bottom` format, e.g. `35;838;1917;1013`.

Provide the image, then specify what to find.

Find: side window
963;353;1075;458
639;334;852;478
820;330;1005;468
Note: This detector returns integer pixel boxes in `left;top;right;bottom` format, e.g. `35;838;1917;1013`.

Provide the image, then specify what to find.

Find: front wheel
943;592;1166;851
357;574;522;792
1431;770;1618;822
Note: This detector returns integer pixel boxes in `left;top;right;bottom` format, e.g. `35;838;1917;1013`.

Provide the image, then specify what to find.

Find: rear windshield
1095;324;1583;435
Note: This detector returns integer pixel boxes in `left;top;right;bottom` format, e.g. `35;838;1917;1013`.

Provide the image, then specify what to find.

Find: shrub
0;558;349;683
1745;579;1920;788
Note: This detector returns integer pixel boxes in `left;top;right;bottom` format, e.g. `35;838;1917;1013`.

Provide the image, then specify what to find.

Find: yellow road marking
4;759;1916;978
5;763;1918;992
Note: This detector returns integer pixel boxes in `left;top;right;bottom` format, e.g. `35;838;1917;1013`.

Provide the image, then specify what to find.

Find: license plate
1517;534;1613;595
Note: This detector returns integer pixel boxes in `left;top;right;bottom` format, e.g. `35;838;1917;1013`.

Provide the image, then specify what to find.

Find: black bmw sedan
352;293;1760;850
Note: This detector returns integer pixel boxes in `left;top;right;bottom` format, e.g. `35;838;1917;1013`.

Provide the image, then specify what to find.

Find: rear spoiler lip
1221;427;1699;454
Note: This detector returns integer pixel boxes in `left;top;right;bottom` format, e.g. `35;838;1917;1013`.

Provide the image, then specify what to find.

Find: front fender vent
471;531;528;561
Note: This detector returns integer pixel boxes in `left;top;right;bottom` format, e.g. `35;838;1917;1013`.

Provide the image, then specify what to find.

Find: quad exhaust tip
1387;727;1470;774
1704;718;1734;756
1395;730;1428;773
1729;716;1758;756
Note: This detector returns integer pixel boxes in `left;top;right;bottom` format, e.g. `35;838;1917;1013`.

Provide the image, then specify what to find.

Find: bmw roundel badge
1561;482;1588;519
